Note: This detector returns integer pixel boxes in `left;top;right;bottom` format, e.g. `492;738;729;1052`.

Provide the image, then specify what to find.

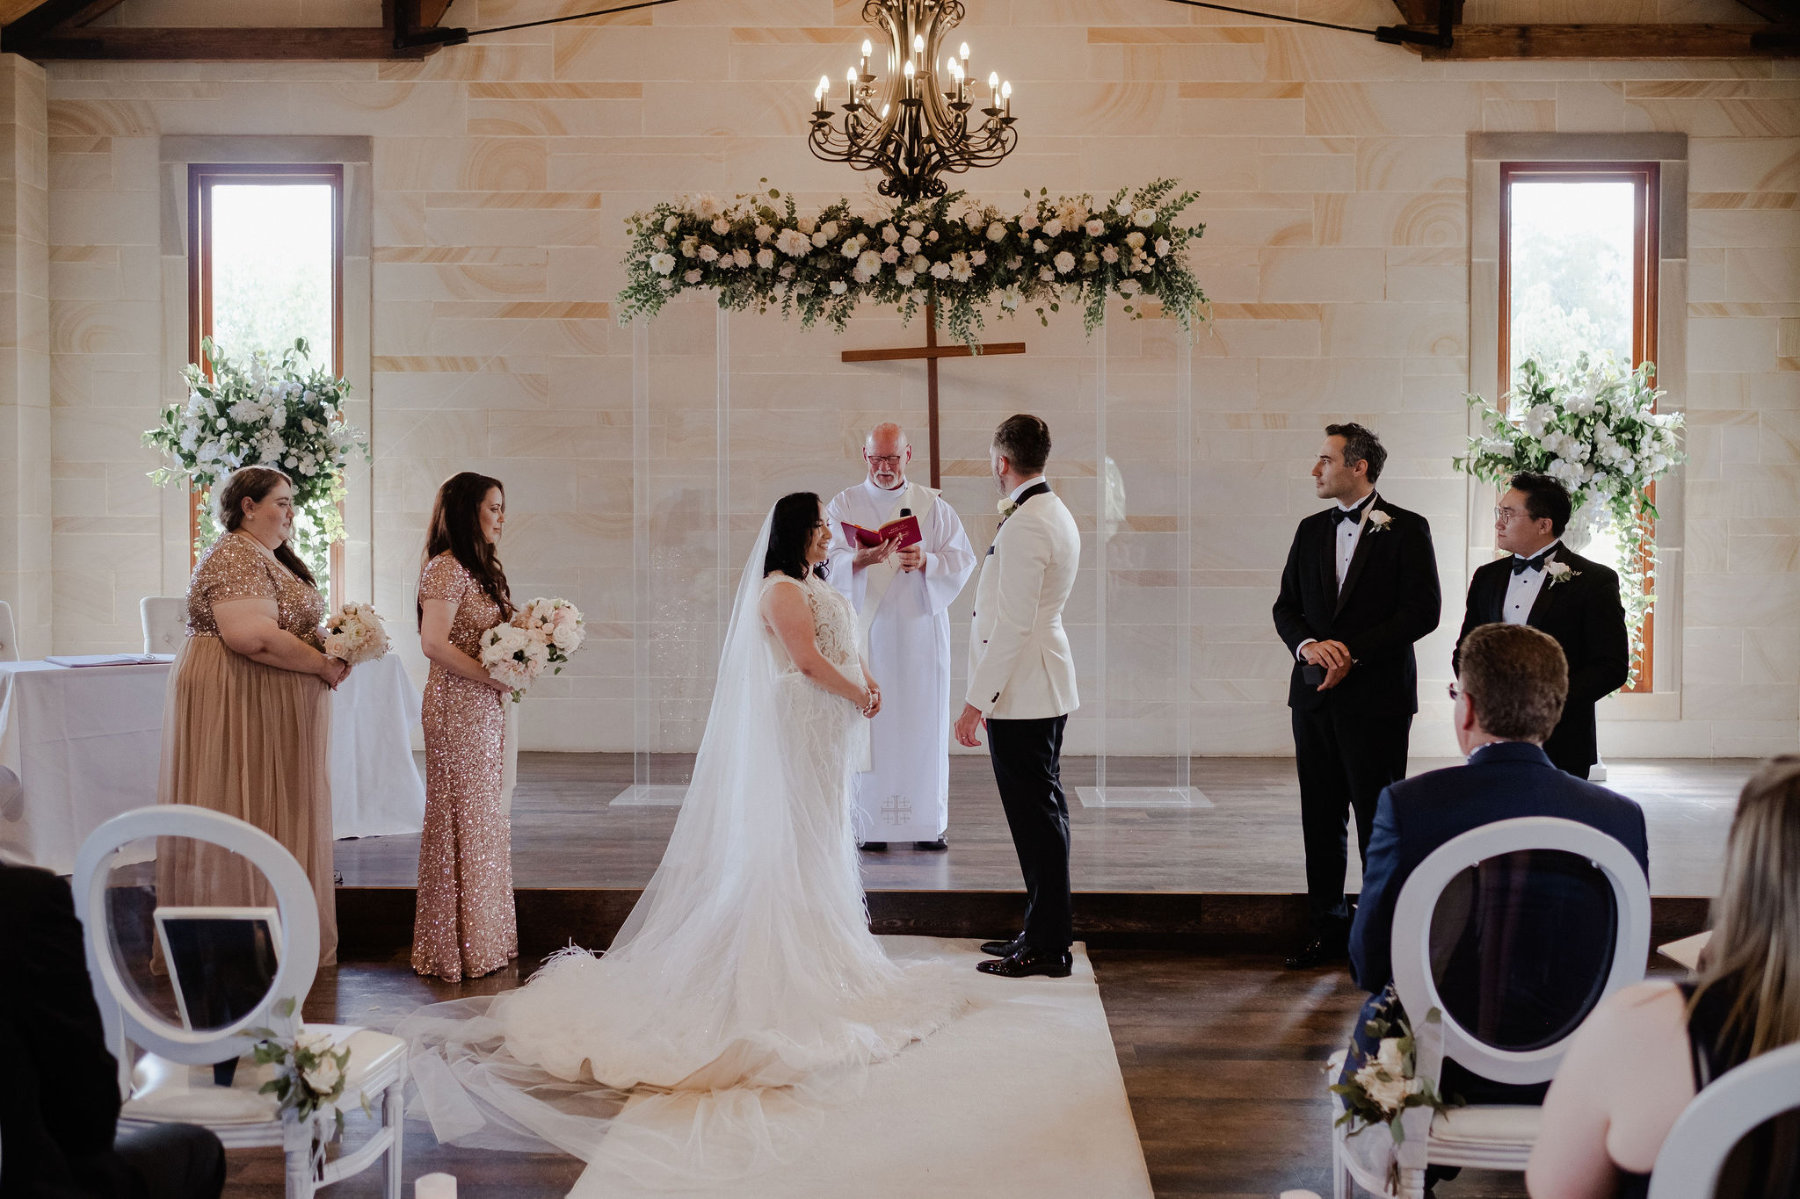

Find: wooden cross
840;302;1026;488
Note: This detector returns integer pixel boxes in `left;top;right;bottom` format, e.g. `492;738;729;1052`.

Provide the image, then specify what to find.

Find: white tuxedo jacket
966;488;1081;719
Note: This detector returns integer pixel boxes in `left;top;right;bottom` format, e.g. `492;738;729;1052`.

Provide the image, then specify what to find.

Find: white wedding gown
399;515;965;1184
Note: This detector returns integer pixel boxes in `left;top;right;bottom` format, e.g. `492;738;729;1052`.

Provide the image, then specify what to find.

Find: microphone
900;508;912;517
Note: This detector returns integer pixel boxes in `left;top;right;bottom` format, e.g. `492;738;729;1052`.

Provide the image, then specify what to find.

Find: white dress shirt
1296;491;1376;662
1503;546;1556;625
1008;475;1047;504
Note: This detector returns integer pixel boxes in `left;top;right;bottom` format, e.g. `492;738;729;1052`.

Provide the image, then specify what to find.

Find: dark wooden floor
334;753;1751;896
218;948;1556;1198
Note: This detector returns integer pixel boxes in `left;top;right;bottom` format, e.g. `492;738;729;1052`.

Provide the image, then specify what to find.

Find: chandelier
807;1;1016;204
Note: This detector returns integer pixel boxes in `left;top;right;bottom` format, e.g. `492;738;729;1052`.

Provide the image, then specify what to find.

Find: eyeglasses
1446;682;1461;702
1493;506;1528;523
866;454;904;467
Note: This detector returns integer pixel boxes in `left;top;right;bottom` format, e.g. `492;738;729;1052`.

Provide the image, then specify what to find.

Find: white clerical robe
825;478;976;843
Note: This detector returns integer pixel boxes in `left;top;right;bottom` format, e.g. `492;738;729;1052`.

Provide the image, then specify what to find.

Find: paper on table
44;653;173;667
1659;930;1711;972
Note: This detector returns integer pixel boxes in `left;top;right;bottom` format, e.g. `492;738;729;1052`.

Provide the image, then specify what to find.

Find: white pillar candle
1278;1191;1323;1199
416;1174;457;1199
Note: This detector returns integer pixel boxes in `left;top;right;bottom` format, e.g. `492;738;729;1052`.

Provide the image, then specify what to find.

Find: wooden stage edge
338;887;1712;960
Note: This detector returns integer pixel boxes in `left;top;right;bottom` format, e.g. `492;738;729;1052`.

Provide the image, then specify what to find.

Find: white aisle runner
570;937;1153;1199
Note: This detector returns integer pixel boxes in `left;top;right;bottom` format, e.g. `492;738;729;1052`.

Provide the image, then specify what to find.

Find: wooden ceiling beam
5;25;437;59
1732;0;1800;22
420;0;455;27
1401;22;1800;59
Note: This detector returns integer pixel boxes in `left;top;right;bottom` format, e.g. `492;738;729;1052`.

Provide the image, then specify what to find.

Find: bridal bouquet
322;602;390;665
480;597;585;702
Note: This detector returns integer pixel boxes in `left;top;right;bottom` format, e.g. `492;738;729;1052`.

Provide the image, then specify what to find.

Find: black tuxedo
1346;741;1648;1103
0;863;224;1199
1454;542;1629;777
1272;494;1440;925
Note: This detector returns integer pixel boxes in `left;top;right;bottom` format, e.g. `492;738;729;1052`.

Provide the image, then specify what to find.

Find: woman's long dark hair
215;466;316;588
419;472;514;627
763;492;827;581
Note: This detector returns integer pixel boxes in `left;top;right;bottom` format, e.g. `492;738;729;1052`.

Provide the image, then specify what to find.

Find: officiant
827;423;977;851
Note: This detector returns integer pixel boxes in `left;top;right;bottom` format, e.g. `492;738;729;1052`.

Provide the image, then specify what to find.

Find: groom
954;414;1082;979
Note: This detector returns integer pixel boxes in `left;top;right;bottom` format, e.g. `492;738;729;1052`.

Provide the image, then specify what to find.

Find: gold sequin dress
156;530;337;967
412;552;517;981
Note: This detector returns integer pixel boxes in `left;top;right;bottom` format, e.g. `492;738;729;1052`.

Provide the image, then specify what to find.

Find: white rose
698;244;719;263
733;247;751;267
987;221;1007;242
830;279;848;294
710;217;730;236
1039;265;1055;281
901;235;921;255
881;246;900;264
1054;250;1076;274
895;268;916;286
302;1054;342;1095
1119;278;1141;295
820;220;839;240
1133;207;1157;227
1376;1038;1407;1076
929;261;951;280
648;252;676;275
551;623;581;652
754;223;773;243
1043;218;1063;238
882;224;900;244
662;215;679;233
906;220;924;237
1102;245;1120;264
971;249;987;265
1085;218;1105;236
1018;211;1038;232
811;230;829;247
755;248;775;269
1155;237;1171;256
912;254;929;272
679;236;697;258
684;269;702;284
1126;231;1145;250
1000;284;1022;310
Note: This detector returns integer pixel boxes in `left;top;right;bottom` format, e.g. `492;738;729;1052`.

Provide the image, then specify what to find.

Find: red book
839;515;923;550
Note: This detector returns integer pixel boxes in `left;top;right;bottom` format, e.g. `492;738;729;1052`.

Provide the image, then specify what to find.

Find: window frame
185;162;346;596
1498;160;1662;694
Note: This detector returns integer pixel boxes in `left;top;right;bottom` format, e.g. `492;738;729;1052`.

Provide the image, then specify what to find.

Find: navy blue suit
1345;740;1649;1104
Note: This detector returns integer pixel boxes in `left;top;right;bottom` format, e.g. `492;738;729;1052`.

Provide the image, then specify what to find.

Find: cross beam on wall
0;0;469;60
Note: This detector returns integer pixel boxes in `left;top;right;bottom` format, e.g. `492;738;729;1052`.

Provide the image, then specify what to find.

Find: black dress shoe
977;947;1073;979
980;935;1024;958
860;841;888;852
1283;931;1348;970
913;837;948;851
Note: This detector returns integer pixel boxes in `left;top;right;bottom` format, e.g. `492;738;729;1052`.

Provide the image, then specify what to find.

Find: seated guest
0;862;224;1199
1527;756;1800;1199
1345;622;1649;1105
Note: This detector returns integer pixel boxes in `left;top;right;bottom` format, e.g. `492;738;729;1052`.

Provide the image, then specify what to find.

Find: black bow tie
1333;501;1373;526
1512;553;1550;576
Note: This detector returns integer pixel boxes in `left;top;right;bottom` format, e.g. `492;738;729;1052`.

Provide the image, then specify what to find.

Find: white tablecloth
0;653;425;872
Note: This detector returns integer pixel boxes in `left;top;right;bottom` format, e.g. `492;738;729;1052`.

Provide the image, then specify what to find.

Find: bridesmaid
158;466;349;967
412;472;519;981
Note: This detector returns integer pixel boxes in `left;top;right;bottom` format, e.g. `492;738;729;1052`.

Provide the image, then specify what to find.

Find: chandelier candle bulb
1001;79;1011;118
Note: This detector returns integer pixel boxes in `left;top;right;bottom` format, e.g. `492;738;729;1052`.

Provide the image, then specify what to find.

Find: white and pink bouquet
480;597;585;703
322;602;390;665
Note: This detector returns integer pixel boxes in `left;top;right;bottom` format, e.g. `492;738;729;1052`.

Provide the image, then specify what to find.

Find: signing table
0;653;426;873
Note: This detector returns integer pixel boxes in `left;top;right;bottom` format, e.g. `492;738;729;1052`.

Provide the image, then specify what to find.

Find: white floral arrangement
1453;355;1685;682
479;597;585;703
249;1000;363;1178
1330;987;1456;1191
322;602;391;665
619;179;1206;346
143;336;370;591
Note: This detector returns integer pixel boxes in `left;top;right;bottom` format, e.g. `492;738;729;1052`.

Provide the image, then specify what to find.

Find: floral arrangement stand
620;179;1207;347
143;336;370;591
1454;355;1685;686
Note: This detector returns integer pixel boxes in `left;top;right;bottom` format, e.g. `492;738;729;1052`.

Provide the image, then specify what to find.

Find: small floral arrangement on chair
1331;986;1457;1144
250;999;363;1178
479;597;586;703
322;603;390;665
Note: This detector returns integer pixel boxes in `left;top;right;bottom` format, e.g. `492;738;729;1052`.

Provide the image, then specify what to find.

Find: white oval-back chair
0;597;19;660
140;595;188;655
1646;1040;1800;1199
1329;816;1652;1199
73;806;405;1199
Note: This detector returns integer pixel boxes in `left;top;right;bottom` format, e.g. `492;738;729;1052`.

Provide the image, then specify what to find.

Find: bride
400;492;965;1181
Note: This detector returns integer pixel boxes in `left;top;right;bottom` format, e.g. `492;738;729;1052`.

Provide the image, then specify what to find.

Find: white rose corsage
1364;509;1393;533
997;498;1019;519
1544;559;1579;586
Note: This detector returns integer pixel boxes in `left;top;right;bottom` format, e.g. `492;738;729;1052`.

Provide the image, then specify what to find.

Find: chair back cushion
140;596;188;655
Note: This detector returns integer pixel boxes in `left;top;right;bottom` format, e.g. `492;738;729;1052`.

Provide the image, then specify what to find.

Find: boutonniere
1544;559;1579;587
1364;509;1393;533
997;499;1019;519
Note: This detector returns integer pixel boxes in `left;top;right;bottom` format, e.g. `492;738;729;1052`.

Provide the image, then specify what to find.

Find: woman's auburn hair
213;465;317;589
420;472;513;626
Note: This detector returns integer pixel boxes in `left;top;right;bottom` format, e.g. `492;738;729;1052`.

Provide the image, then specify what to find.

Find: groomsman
1273;423;1440;969
955;414;1082;979
1454;472;1629;779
